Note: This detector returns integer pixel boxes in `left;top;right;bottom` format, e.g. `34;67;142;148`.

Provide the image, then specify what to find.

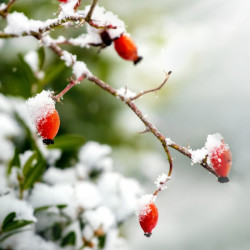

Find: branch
86;75;217;178
85;0;99;22
0;0;17;18
130;71;172;101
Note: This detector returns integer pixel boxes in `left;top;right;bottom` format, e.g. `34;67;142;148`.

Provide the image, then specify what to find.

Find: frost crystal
26;90;55;125
155;173;170;190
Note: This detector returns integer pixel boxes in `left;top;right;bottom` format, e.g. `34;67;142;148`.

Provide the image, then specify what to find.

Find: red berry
139;202;158;237
58;0;68;2
209;140;232;183
36;109;60;145
114;33;142;65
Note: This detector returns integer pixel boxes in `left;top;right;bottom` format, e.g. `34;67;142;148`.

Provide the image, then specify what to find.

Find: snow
190;147;208;165
1;230;59;250
4;12;44;35
166;137;173;146
43;167;77;184
58;0;79;19
60;50;76;66
0;3;7;11
0;113;21;137
75;182;101;209
205;133;224;153
0;194;37;225
78;141;112;168
29;183;74;209
73;61;92;78
154;173;170;190
98;172;143;221
26;90;55;125
135;194;155;218
83;206;116;232
82;5;126;40
24;50;39;73
190;133;226;165
104;229;128;250
117;87;137;100
82;224;94;241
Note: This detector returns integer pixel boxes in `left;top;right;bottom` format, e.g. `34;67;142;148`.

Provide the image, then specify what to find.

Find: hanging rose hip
206;134;232;183
136;195;158;237
26;90;60;145
114;33;142;65
36;109;60;145
58;0;68;2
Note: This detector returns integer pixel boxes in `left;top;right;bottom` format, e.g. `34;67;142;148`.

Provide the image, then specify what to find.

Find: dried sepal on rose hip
136;194;158;237
114;33;142;65
26;90;60;145
206;133;232;183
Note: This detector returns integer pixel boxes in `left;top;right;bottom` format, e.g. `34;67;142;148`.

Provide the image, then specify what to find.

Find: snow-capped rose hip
26;90;60;145
136;195;158;237
205;134;232;183
114;33;142;65
209;140;232;183
36;109;60;145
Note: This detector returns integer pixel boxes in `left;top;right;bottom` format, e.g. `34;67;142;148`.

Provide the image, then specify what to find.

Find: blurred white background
103;0;250;249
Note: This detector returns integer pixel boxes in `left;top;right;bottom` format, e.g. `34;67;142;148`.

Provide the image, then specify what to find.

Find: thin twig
54;77;85;102
85;0;98;22
0;0;17;18
130;71;172;101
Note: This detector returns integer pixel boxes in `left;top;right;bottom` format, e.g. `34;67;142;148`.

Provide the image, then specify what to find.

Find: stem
0;0;17;18
54;77;84;102
131;71;172;101
85;0;98;22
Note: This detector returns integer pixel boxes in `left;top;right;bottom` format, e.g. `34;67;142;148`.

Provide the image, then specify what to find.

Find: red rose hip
114;33;142;65
36;109;60;145
137;195;158;237
209;141;232;183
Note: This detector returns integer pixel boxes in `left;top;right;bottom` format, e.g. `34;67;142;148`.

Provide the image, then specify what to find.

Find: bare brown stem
0;0;17;18
130;71;172;101
54;76;85;102
85;0;98;22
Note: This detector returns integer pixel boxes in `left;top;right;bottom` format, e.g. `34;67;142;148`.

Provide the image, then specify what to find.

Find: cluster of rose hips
32;0;232;239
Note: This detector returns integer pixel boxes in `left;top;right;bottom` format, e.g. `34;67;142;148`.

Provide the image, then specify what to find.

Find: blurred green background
1;0;250;249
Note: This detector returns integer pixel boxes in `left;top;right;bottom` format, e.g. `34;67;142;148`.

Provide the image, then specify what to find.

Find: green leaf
2;220;34;233
22;160;46;190
7;148;20;175
22;151;38;177
98;234;107;249
40;62;65;86
47;134;85;150
61;231;76;247
52;223;62;241
38;47;45;70
1;212;34;233
2;212;16;230
34;204;67;213
18;53;36;96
